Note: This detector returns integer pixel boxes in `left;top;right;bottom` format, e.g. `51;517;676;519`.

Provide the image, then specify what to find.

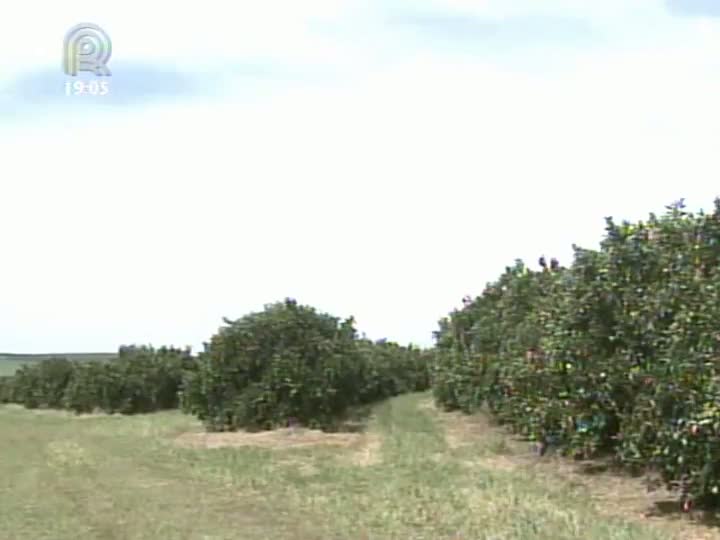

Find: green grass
0;393;714;539
0;353;117;376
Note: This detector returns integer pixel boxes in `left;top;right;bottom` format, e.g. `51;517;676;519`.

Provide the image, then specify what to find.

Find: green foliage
181;298;431;432
0;375;15;403
3;346;194;414
62;345;195;414
431;198;720;508
355;339;431;402
11;357;75;409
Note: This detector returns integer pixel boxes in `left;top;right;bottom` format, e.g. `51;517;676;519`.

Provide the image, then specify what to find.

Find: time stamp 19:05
63;22;113;97
65;80;110;96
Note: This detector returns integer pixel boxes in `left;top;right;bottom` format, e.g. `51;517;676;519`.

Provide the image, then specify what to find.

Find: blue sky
1;0;720;352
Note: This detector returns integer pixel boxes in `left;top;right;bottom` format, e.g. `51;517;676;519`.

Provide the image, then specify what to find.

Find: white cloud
394;0;661;21
2;1;720;351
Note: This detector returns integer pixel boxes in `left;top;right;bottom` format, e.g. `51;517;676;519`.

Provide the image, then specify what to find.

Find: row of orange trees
1;346;195;413
431;198;720;509
0;300;431;429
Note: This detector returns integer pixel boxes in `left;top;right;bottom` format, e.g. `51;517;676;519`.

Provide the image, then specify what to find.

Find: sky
1;0;720;353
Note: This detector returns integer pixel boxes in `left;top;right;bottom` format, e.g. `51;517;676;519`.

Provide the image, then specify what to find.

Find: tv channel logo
63;23;112;76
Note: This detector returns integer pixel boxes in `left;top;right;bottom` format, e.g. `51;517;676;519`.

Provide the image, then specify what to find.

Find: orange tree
181;298;430;432
431;198;720;508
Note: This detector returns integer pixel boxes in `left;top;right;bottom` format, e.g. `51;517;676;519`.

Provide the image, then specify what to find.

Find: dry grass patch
45;440;92;469
345;432;383;467
274;455;320;477
173;411;385;468
175;426;366;451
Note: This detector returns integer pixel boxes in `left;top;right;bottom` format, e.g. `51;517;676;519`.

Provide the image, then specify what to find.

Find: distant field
0;353;116;376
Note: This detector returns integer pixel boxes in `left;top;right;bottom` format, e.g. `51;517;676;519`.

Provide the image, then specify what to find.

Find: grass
1;393;719;539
